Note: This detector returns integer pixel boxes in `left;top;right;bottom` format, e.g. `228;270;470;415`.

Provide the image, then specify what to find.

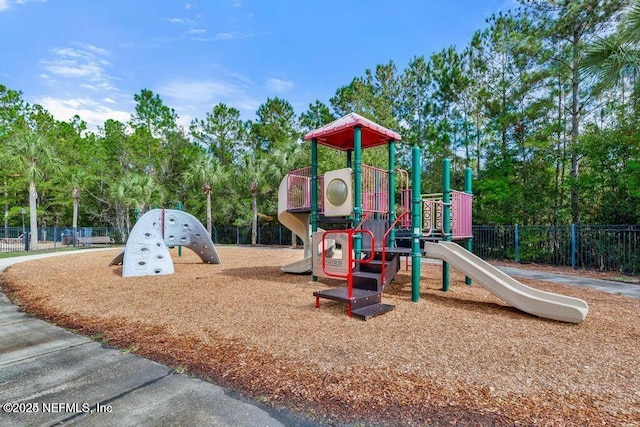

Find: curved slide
278;177;333;274
424;242;588;323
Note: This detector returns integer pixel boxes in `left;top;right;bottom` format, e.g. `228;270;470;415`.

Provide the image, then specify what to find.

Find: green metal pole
353;127;362;259
311;138;318;282
442;158;451;291
411;146;421;302
177;201;183;257
464;167;472;285
388;140;396;247
346;149;352;168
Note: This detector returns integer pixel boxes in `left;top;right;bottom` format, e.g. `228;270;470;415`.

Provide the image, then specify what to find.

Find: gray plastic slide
424;242;588;323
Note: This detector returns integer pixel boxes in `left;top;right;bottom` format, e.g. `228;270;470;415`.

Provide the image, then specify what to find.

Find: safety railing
451;190;472;239
419;192;472;240
285;167;324;213
396;169;411;228
422;194;446;237
362;165;388;216
381;211;411;288
320;218;376;316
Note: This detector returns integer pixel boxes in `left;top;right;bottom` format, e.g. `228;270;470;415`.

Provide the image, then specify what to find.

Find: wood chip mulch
2;247;639;426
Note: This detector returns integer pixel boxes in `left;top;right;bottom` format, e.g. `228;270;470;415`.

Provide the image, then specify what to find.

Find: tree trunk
252;192;258;245
570;30;581;225
553;74;563;226
29;180;38;251
206;191;212;236
72;189;79;246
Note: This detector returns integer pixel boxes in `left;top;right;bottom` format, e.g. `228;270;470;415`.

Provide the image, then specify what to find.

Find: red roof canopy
304;113;401;150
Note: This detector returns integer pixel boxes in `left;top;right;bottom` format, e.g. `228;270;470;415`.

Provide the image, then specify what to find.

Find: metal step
352;271;382;291
351;303;395;320
358;259;389;273
313;287;381;309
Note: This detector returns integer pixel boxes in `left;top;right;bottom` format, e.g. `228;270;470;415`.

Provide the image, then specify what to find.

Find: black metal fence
0;225;302;254
3;224;638;274
473;225;640;274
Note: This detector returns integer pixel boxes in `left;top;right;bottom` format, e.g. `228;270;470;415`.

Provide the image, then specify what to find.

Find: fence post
278;225;282;246
236;227;240;245
514;224;519;263
571;224;576;269
176;202;182;257
24;231;29;251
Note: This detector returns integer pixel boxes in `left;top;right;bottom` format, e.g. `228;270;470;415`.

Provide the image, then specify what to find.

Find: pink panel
361;165;389;216
284;167;324;213
286;167;311;210
451;190;473;239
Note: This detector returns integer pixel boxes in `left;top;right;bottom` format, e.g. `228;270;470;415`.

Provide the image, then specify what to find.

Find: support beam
442;158;451;291
411;146;421;302
311;138;318;282
353;126;362;259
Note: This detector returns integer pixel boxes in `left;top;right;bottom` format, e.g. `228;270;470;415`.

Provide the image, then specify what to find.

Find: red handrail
321;227;376;317
381;211;411;288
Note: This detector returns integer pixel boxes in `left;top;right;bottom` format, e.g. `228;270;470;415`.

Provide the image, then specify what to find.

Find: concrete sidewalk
496;266;640;299
420;257;640;299
0;250;312;427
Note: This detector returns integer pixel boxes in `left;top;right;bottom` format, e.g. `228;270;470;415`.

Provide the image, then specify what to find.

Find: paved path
497;266;640;299
0;250;311;427
420;257;640;299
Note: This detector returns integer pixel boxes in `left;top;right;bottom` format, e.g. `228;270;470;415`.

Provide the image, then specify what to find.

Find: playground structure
109;208;220;277
278;113;589;323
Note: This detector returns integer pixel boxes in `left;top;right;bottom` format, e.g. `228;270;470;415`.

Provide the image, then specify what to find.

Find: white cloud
185;3;194;9
232;0;242;7
0;0;45;11
36;96;130;130
184;28;206;35
157;78;260;118
214;31;252;40
265;78;293;93
104;97;116;104
166;17;195;25
40;44;117;92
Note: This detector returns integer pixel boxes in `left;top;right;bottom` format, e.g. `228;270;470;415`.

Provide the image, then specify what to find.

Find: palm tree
6;130;60;250
582;2;640;90
109;174;138;239
239;154;269;245
128;174;165;213
183;151;227;236
109;173;165;238
60;166;92;245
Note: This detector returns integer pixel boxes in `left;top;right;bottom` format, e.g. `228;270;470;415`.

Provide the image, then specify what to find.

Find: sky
0;0;517;131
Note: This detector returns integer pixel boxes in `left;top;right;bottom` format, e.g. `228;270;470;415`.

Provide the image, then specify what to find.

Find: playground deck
2;247;639;426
